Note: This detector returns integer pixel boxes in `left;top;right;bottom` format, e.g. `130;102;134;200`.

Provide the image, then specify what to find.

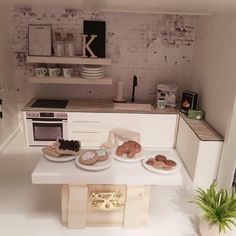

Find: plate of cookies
75;149;113;171
142;154;181;174
110;140;144;163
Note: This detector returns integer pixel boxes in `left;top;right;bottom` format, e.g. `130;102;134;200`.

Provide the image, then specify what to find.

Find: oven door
26;119;68;146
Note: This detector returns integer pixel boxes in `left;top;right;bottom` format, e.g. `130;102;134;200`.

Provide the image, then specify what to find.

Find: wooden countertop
22;98;177;114
179;112;224;142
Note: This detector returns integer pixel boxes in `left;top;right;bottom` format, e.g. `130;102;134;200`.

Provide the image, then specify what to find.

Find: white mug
35;67;47;77
157;98;167;109
63;68;73;78
48;68;60;77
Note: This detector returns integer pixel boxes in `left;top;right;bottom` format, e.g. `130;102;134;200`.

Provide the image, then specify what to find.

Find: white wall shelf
29;77;112;85
27;56;112;65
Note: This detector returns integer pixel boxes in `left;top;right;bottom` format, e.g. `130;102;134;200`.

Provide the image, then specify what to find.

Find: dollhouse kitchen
0;1;236;236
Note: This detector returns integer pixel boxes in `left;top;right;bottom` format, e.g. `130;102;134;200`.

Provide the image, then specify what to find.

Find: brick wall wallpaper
9;7;196;103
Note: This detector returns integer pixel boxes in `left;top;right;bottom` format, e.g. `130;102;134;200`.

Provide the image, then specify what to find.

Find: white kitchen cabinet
176;116;223;187
68;112;178;148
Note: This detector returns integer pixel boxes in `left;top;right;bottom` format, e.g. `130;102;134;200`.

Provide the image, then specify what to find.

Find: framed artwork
28;24;52;56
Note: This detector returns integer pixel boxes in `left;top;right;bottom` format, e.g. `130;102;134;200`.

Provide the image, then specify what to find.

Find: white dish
110;146;145;163
81;74;104;79
75;155;113;171
81;68;104;74
81;65;104;71
43;153;76;162
81;72;104;77
142;156;181;174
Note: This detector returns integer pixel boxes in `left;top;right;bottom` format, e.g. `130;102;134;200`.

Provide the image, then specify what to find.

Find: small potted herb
192;183;236;236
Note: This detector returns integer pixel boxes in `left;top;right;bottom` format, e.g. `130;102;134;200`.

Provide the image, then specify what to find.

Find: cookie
135;143;142;153
164;159;177;167
155;155;167;161
79;150;97;165
153;160;165;169
146;158;155;166
96;149;109;162
127;146;136;158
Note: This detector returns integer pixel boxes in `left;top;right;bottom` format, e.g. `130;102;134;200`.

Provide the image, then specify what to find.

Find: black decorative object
83;20;106;58
180;90;198;113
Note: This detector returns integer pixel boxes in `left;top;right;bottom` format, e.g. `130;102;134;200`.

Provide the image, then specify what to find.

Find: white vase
199;217;232;236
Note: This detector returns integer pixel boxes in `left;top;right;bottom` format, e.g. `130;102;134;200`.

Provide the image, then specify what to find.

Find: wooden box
61;184;150;229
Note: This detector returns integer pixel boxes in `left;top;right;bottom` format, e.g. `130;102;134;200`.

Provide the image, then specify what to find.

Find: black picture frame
28;24;52;56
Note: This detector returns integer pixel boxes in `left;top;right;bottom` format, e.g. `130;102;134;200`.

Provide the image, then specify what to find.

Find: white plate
43;153;76;162
81;69;104;74
142;156;181;174
75;155;113;171
81;74;104;79
81;72;104;77
110;146;145;163
81;65;104;71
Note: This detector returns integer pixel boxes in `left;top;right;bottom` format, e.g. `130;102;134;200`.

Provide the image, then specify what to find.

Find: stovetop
31;99;69;108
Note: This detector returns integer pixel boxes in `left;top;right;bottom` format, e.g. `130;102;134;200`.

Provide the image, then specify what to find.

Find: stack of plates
80;65;105;79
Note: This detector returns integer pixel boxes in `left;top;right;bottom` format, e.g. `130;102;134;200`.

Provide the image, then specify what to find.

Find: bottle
65;33;75;57
54;32;64;57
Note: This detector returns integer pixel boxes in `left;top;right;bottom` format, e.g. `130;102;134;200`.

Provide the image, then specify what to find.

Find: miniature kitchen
1;2;236;236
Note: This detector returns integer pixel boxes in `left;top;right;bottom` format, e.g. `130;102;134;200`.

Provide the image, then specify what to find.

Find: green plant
192;183;236;233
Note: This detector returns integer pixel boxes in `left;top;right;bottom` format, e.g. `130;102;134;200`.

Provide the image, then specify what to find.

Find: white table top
32;148;185;185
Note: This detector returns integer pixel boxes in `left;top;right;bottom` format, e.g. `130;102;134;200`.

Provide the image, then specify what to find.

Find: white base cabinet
68;112;178;148
176;117;223;187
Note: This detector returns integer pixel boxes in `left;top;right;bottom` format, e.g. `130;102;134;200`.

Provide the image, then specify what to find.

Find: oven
23;111;68;146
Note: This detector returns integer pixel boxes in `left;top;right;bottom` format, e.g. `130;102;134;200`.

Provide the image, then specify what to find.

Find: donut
79;150;97;165
155;155;167;162
96;149;109;162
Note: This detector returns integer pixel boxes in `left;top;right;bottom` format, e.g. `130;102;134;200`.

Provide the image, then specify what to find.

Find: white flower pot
199;217;231;236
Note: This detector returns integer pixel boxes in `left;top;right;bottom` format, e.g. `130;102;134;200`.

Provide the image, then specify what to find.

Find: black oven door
32;120;63;141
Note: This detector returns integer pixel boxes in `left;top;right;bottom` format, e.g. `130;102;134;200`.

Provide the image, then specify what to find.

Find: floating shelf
27;56;112;65
29;77;113;85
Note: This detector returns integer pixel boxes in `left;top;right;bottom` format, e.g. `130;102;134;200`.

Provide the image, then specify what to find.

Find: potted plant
192;182;236;236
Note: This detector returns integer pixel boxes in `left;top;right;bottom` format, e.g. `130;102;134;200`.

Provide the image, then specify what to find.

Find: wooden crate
61;184;151;229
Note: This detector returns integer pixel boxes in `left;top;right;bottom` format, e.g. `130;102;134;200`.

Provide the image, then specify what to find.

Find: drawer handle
72;120;100;123
90;192;125;211
72;131;100;134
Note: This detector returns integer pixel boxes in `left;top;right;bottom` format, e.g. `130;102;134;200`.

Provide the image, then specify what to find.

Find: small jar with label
65;33;75;57
53;32;64;57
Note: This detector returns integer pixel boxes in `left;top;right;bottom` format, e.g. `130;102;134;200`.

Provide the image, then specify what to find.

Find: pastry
155;155;167;161
164;159;177;167
42;146;61;158
79;150;97;165
96;149;109;162
115;140;142;158
55;139;81;156
116;145;124;156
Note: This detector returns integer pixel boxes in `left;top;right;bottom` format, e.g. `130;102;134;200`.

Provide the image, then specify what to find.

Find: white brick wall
9;7;196;104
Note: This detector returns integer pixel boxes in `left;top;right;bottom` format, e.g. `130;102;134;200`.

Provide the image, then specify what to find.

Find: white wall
0;3;19;150
191;15;236;136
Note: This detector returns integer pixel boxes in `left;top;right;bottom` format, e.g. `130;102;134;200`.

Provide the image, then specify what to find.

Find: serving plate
75;155;113;171
81;74;104;79
142;156;181;174
110;146;145;163
43;153;76;162
81;65;104;71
